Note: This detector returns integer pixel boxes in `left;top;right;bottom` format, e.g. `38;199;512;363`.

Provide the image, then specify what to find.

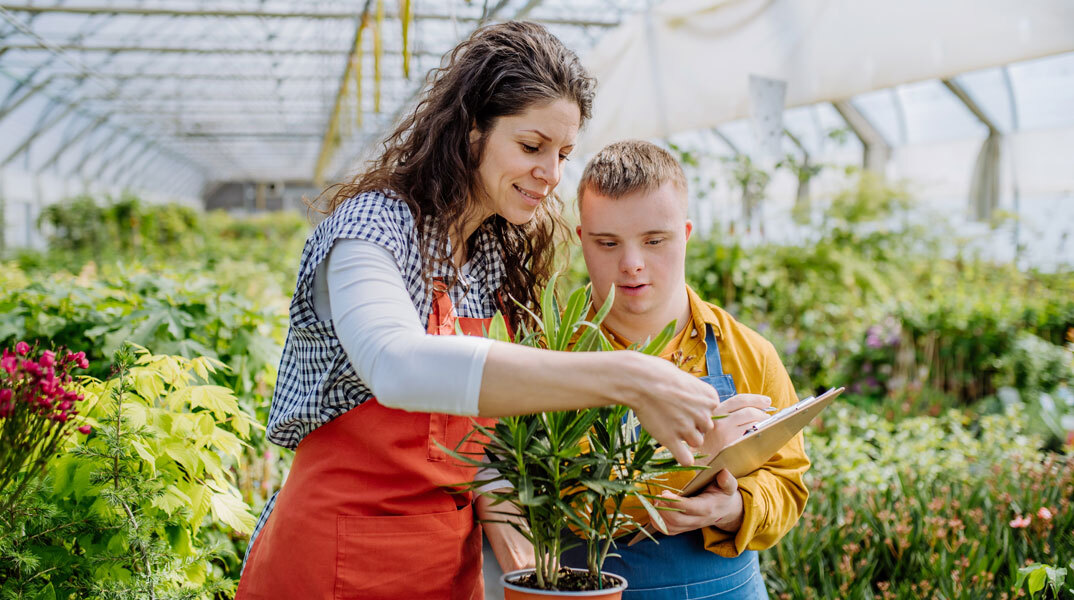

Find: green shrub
0;346;259;599
763;405;1074;599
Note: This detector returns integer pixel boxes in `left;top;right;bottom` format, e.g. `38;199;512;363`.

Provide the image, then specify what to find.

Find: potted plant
445;277;693;598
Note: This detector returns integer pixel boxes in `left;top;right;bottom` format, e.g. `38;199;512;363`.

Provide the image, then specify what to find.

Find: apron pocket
334;506;478;600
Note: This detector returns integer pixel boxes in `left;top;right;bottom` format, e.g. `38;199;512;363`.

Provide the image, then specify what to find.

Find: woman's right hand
617;352;724;466
697;394;772;458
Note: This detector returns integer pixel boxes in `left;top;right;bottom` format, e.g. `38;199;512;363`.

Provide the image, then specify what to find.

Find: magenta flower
39;350;55;368
1009;515;1032;528
78;424;92;435
14;341;30;355
1;350;15;375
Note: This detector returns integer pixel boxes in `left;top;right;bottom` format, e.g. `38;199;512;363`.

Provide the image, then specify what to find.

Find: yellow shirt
600;285;811;558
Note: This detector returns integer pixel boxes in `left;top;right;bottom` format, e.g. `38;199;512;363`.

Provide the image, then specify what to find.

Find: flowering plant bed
0;341;92;510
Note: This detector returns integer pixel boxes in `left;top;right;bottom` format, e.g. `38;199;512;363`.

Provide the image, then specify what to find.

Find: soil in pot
511;568;619;591
502;568;627;599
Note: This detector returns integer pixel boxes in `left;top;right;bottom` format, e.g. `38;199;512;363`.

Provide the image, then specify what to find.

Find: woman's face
474;98;581;225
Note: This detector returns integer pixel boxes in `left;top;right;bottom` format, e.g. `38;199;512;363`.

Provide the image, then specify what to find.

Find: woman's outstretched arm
325;239;721;465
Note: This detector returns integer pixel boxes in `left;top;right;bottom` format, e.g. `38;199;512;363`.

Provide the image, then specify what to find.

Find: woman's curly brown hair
321;21;595;328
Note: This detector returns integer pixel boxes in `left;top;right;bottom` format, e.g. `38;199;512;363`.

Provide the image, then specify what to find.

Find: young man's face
577;181;692;324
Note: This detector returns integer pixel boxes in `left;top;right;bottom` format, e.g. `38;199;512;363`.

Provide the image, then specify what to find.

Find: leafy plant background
2;176;1072;599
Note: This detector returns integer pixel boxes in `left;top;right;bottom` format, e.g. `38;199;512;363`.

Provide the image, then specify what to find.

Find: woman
236;22;731;600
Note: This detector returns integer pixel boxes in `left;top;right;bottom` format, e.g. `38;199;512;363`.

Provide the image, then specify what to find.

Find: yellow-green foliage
1;347;265;598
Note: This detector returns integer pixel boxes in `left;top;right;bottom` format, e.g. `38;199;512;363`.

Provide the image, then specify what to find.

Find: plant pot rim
501;568;628;596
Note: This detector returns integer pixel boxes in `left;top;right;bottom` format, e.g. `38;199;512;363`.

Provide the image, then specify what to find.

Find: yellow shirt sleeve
700;341;811;557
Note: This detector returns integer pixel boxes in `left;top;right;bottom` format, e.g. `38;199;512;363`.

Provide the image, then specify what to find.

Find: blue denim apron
563;326;769;599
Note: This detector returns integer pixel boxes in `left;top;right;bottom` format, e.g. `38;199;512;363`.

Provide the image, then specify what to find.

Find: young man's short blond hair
576;139;688;209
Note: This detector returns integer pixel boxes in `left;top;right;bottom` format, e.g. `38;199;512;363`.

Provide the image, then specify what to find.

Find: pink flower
1;350;15;374
1009;515;1032;529
0;389;12;418
78;424;92;435
39;350;55;368
14;341;30;355
22;360;40;376
1038;507;1053;521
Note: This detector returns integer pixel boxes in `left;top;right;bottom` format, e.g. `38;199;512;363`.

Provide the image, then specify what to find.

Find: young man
561;140;811;598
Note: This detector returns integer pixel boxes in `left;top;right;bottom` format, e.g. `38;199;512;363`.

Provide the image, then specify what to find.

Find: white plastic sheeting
579;0;1074;154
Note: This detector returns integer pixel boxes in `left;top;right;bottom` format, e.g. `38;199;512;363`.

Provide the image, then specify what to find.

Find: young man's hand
652;469;744;535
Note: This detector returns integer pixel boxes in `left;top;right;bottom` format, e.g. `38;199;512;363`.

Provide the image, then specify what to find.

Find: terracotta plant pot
501;568;628;599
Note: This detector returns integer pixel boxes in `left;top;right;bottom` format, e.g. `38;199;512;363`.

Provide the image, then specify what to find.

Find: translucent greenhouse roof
0;0;647;197
1;1;1072;202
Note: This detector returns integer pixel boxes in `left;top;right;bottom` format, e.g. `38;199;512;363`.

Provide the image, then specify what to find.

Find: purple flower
866;334;884;349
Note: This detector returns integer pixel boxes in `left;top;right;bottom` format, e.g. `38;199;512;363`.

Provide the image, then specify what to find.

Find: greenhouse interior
1;1;1072;598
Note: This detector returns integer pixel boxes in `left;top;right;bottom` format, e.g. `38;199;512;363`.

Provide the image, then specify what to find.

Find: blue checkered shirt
267;189;507;450
246;191;507;555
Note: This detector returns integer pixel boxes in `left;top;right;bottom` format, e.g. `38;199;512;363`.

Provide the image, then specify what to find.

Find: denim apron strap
561;324;767;599
699;325;737;400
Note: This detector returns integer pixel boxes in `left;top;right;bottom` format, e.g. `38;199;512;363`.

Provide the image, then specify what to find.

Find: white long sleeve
315;238;492;415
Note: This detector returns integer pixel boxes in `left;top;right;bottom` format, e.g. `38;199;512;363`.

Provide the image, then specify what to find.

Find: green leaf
132;369;165;401
33;583;56;600
164;441;201;476
638;320;677;356
1028;567;1047;595
210;426;246;458
184;483;212;532
487;311;511;342
540;273;561;345
1046;567;1067;592
152;485;192;516
634;491;668;535
188;385;241;419
555;285;590;350
72;460;95;502
106;533;128;554
184;559;208;585
51;454;78;498
129;439;157;472
209;489;257;534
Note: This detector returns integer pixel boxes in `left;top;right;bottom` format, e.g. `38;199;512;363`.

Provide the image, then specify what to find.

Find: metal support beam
0;73;52;120
47;72;340;81
0;42;438;56
941;78;999;134
108;139;155;186
942;77;1001;222
0;101;76;167
93;137;144;182
831;100;890;174
0;4;619;27
71;130;119;176
117;148;160;188
35;113;109;173
710;128;741;155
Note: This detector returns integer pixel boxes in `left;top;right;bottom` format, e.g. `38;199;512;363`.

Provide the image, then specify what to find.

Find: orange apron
237;283;497;600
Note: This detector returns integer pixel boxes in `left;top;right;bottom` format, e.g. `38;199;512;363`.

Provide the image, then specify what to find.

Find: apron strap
701;325;737;400
704;325;725;376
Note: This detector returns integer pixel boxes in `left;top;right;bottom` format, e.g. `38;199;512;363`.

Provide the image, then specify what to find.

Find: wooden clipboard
627;387;844;546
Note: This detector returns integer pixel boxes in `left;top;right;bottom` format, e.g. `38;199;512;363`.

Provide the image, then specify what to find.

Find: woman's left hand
652;469;744;535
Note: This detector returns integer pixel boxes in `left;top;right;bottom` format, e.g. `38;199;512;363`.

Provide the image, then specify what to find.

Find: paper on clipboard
627;387;844;546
